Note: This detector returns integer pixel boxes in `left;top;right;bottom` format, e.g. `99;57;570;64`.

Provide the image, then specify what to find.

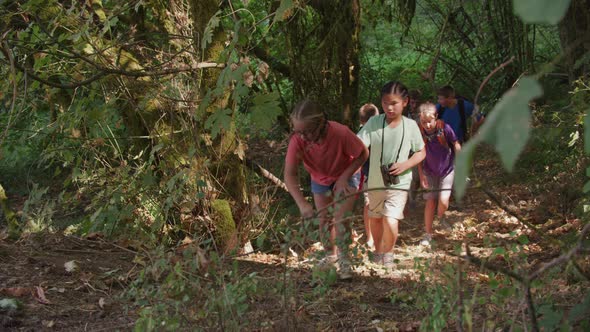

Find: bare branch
0;42;225;89
525;286;539;332
460;245;525;283
474;56;515;106
528;222;590;280
479;187;555;244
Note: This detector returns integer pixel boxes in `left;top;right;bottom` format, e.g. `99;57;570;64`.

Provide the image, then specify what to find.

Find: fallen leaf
0;287;30;297
98;297;105;309
64;260;78;273
42;320;55;328
33;286;51;305
288;247;298;258
181;236;193;245
85;232;104;240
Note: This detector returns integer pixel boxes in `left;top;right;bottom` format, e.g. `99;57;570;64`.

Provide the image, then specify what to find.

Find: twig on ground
457;251;464;332
528;222;590;280
479;187;553;243
525;286;539;332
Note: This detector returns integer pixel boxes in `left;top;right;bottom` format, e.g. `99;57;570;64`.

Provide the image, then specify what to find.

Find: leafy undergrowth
1;149;589;331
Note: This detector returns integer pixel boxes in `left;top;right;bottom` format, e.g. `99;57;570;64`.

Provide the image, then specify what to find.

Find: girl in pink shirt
284;99;369;279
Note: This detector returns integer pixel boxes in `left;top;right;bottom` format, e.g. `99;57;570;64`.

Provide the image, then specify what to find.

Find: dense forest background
0;0;589;330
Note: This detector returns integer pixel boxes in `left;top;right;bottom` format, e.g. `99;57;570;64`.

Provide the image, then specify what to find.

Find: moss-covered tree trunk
190;0;246;250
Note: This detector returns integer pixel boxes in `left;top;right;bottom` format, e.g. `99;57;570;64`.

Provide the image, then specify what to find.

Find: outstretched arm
333;146;369;195
284;161;314;218
454;141;462;153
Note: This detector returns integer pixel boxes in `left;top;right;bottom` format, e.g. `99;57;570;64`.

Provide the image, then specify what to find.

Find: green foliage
127;247;258;330
274;0;296;23
249;91;282;131
0;298;22;312
455;77;543;199
513;0;571;25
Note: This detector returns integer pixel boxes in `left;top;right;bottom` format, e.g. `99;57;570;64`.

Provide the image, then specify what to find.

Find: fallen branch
528;222;590;280
244;158;288;191
479;187;554;244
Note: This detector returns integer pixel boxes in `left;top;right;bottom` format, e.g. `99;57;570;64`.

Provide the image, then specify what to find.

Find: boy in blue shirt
435;85;484;143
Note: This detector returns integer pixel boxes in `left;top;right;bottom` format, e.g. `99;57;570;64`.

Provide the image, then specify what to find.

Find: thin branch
457;252;464;332
479;187;555;244
461;245;525;283
244;158;288;192
474;56;515;106
0;44;225;89
525;286;539;332
528;222;590;280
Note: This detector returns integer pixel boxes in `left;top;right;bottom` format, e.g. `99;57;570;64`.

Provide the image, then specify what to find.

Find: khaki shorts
367;189;408;219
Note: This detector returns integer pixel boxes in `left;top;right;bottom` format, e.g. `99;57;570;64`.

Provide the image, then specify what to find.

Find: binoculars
380;164;399;186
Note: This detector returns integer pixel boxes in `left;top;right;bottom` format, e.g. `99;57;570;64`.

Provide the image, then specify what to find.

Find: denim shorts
311;173;361;194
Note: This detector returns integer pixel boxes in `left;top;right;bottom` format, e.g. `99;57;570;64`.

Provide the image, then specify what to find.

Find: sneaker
369;252;383;265
439;216;452;230
382;253;395;268
317;254;338;268
337;256;353;280
420;233;432;246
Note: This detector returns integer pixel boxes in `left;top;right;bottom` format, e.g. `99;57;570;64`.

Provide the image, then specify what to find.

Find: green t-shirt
357;114;424;190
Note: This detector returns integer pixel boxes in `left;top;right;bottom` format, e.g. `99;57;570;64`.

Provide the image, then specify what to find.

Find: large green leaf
479;77;542;171
513;0;571;25
205;108;233;139
201;10;221;50
453;141;478;200
249;92;282;130
453;77;543;199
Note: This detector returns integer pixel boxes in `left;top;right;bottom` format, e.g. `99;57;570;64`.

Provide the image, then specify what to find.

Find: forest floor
1;147;589;331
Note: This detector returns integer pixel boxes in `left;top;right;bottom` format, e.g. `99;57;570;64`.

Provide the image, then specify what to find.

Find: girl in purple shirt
417;103;462;246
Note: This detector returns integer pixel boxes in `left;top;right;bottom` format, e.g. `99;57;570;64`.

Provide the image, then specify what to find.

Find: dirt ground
1;151;589;331
0;234;136;331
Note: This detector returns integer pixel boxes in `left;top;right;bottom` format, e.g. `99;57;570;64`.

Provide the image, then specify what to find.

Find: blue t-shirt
435;99;474;142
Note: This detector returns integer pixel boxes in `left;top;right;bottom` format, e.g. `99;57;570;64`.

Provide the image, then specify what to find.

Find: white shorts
423;170;454;200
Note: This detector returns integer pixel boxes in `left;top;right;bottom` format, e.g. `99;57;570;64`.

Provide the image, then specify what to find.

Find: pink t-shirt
285;121;365;185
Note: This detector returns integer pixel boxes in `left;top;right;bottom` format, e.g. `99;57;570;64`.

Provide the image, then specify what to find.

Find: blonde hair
290;99;324;123
419;102;437;121
359;103;378;123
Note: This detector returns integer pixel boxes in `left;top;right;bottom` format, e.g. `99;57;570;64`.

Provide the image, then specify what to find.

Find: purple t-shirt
423;123;458;177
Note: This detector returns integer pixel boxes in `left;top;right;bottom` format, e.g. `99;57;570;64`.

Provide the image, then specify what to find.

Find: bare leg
381;217;399;253
437;195;450;219
313;193;335;255
363;203;374;248
369;217;384;253
333;192;357;255
424;199;436;234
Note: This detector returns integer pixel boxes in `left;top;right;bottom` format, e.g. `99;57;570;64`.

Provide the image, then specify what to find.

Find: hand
298;201;315;219
389;162;408;176
333;176;355;196
420;175;429;189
